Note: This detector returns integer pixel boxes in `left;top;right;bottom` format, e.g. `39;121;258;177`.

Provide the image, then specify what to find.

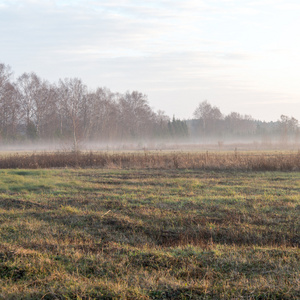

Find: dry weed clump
1;151;300;171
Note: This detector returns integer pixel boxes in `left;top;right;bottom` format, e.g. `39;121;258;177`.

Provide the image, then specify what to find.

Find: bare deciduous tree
0;64;19;141
193;100;223;138
119;91;155;140
58;78;87;151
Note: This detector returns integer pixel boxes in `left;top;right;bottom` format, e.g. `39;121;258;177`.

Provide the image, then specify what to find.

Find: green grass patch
0;169;299;299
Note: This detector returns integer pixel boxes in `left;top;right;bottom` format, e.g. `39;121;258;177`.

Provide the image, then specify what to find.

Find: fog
1;64;299;153
1;136;299;154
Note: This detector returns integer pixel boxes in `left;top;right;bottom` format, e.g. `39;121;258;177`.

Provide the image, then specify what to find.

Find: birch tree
58;78;87;151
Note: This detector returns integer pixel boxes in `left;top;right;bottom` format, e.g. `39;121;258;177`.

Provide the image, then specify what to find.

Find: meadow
0;152;299;299
0;150;300;171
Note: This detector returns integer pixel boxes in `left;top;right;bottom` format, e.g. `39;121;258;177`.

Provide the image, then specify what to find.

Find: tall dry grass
1;151;300;170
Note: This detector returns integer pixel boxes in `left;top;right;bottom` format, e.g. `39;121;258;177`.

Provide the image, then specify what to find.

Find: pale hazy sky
1;0;300;121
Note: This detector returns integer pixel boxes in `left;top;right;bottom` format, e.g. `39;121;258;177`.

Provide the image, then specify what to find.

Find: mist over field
1;2;300;299
1;63;299;152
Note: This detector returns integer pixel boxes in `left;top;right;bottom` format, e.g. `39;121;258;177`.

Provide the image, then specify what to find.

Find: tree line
1;62;299;148
189;101;300;144
0;63;189;149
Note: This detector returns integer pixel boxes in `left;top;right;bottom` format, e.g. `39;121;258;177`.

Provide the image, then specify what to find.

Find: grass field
1;151;300;171
0;168;299;299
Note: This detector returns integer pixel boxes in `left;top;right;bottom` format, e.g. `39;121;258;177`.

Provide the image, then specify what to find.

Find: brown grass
1;151;300;171
0;168;299;299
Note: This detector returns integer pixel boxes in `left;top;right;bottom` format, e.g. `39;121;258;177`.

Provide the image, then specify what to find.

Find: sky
1;0;300;121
